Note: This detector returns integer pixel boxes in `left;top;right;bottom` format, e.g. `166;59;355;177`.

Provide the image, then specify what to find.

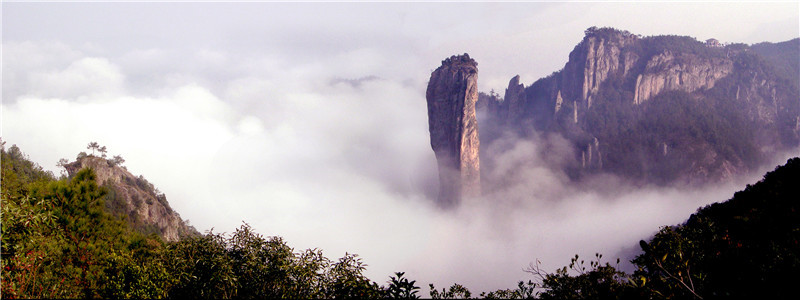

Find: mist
3;1;799;294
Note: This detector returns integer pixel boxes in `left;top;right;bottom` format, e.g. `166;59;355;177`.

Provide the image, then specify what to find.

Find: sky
2;0;799;293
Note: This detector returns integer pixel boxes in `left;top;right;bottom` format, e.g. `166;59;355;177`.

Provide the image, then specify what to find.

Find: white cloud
2;41;85;100
4;67;763;292
30;57;125;99
1;84;249;227
2;1;798;294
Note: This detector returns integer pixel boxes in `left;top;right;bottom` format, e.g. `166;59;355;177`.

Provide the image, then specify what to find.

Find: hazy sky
3;1;799;292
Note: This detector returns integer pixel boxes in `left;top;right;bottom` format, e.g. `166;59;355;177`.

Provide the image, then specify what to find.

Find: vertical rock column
426;54;481;207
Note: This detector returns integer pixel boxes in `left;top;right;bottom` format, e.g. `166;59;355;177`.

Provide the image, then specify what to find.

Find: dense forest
1;141;798;298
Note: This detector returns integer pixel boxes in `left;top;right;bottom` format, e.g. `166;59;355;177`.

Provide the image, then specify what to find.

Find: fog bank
3;1;798;293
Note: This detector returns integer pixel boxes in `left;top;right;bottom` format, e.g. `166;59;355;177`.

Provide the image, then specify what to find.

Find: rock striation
65;156;197;241
560;28;638;113
426;54;481;206
633;52;734;105
504;75;526;123
475;27;800;185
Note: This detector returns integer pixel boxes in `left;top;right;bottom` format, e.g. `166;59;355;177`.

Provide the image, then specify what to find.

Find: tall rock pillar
426;54;481;207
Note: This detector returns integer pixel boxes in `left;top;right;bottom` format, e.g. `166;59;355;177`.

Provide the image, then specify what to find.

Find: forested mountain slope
478;27;800;185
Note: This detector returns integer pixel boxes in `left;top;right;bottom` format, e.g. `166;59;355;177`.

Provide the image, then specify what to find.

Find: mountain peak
426;54;481;207
65;155;197;241
476;27;799;185
440;53;478;70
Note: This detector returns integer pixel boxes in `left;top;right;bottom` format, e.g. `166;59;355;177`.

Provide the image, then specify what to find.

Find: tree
56;158;69;167
480;281;537;299
326;253;383;298
166;231;236;299
87;142;100;156
633;158;800;299
387;272;420;299
56;158;70;177
99;146;108;158
110;155;125;167
525;254;641;300
633;228;705;299
429;283;472;299
5;144;405;299
227;223;295;299
1;161;131;298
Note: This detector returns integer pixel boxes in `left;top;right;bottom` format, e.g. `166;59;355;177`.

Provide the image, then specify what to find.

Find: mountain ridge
64;155;197;241
475;27;800;186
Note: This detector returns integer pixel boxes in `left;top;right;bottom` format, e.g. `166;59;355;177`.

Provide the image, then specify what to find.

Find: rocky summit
476;27;799;185
426;53;481;206
65;156;196;241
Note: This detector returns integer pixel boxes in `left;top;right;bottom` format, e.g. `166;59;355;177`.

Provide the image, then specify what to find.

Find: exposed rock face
633;52;734;104
581;137;603;170
475;27;799;185
504;75;526;123
426;54;481;206
561;29;638;113
65;156;196;241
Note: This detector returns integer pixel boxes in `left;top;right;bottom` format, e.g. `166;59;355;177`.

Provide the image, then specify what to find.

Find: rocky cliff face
561;29;638;110
504;75;526;124
426;54;481;206
633;52;734;105
477;27;799;185
65;156;196;241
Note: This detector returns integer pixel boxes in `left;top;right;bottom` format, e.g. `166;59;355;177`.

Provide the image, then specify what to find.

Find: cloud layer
3;2;798;293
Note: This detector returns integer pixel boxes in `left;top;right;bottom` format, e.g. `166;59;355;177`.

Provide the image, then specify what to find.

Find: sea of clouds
3;2;798;292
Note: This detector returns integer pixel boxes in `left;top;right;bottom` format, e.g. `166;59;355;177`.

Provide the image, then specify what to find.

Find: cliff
560;27;639;110
65;156;197;241
633;52;733;105
426;54;481;206
478;27;800;185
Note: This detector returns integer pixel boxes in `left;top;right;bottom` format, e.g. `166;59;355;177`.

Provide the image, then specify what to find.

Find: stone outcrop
426;54;481;206
65;156;196;241
561;29;638;112
581;137;603;170
473;27;799;185
633;52;734;104
554;90;564;115
504;75;525;123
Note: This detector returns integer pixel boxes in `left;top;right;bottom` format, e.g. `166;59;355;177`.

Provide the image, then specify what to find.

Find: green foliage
633;227;705;299
87;142;100;156
166;230;236;298
556;30;796;184
76;151;88;160
109;155;126;167
101;246;172;299
641;35;721;60
328;253;384;298
164;222;385;299
751;39;800;89
585;89;759;184
227;224;297;298
527;254;640;300
634;157;800;298
480;280;537;299
3;142;797;299
584;26;635;41
2;144;388;299
387;272;420;299
101;182;128;218
2;145;134;298
1;144;55;199
429;283;472;299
